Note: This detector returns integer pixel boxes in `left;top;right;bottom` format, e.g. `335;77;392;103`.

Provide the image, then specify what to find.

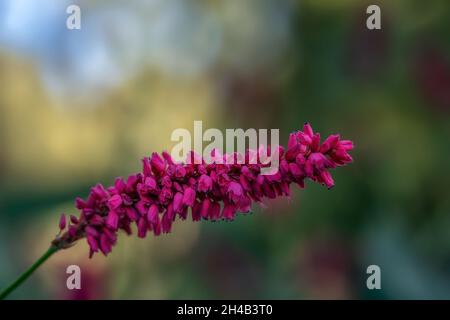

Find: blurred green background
0;0;449;299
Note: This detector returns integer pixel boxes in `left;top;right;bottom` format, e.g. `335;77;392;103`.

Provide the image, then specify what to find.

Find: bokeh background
0;0;449;299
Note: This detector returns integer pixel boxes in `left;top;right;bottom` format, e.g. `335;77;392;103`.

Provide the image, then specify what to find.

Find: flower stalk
0;246;59;300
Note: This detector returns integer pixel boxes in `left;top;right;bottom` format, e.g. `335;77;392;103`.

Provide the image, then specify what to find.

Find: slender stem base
0;246;59;300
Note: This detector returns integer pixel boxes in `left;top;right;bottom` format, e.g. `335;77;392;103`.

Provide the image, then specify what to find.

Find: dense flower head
53;123;354;257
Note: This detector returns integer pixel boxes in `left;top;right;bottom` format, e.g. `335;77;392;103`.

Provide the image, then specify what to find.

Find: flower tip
59;214;66;230
303;122;314;137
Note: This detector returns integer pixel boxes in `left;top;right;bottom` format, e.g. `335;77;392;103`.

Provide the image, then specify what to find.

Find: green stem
0;245;59;300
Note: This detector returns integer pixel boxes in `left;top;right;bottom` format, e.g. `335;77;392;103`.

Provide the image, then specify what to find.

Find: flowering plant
0;123;353;299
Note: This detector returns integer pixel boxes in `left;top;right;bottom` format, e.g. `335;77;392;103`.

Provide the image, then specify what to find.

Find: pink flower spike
52;122;353;258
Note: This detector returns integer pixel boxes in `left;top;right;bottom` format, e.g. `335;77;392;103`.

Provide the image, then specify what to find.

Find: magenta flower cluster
54;123;353;257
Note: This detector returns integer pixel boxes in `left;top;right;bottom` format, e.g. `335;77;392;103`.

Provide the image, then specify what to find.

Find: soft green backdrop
0;0;449;299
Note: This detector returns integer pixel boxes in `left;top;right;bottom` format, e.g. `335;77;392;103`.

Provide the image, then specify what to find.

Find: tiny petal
339;140;354;151
192;201;202;221
174;165;186;179
106;210;119;230
153;219;161;236
137;218;148;238
311;133;321;152
289;163;302;177
182;187;196;207
59;214;66;230
280;181;290;196
161;211;173;233
108;194;122;210
100;234;112;255
91;184;109;200
142;157;152;176
227;182;243;203
75;197;87;209
200;198;211;219
198;174;213;192
126;174;139;191
85;226;99;237
173;192;184;213
125;207;139;221
150;152;165;175
162;151;175;165
208;202;219;220
114;178;126;193
87;235;99;252
298;132;312;145
287;132;298;149
103;227;117;243
239;175;251;192
178;206;188;220
222;203;237;220
320;170;335;189
147;204;159;225
161;175;172;188
166;203;175;221
303;122;314;137
90;214;104;226
238;196;252;213
319;134;340;154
